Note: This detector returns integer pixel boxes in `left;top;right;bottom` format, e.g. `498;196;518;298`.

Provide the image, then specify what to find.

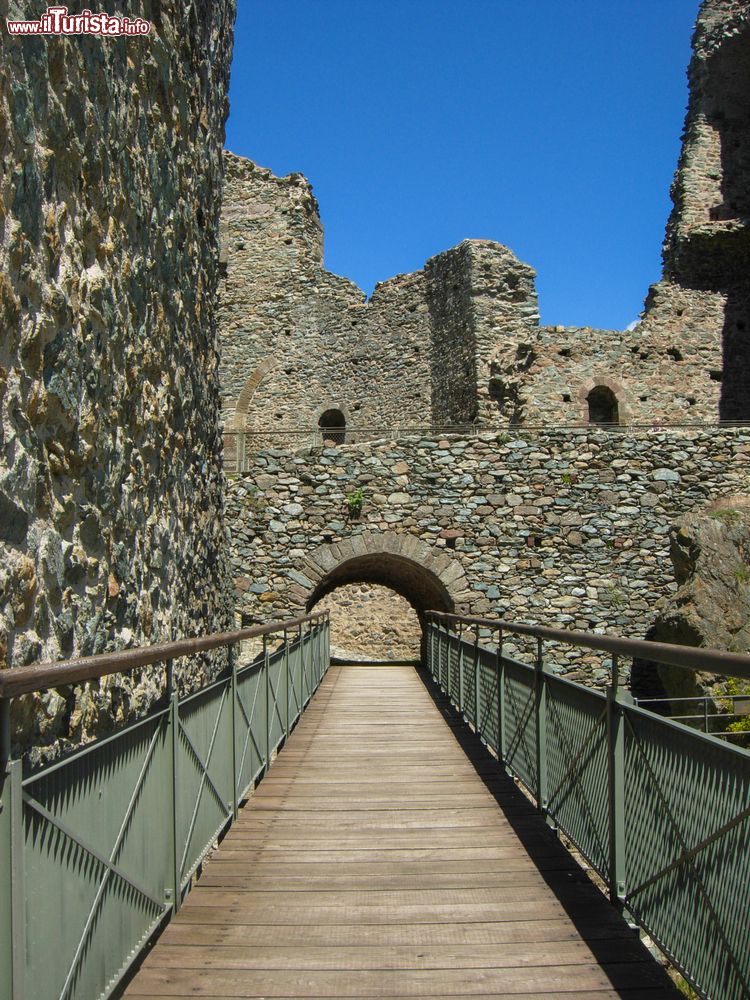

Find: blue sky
226;1;698;331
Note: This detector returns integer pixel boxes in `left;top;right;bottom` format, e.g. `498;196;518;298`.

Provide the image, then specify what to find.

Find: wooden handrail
0;612;329;699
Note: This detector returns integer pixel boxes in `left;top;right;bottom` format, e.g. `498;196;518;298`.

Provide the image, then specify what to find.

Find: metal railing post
165;659;181;913
474;628;480;732
0;699;9;772
264;635;271;769
442;620;449;692
437;621;442;689
438;620;444;689
458;623;464;715
0;699;11;1000
229;644;239;819
607;654;627;913
535;637;548;817
325;615;331;672
315;619;321;688
1;698;25;1000
284;629;290;741
9;759;24;1000
434;619;440;686
497;629;505;762
299;623;305;706
310;621;316;692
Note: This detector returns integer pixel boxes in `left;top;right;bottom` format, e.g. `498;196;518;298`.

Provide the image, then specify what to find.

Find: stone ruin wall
219;153;434;450
219;1;750;439
0;1;236;753
661;0;750;420
219;151;727;439
492;279;725;428
489;0;749;429
218;156;571;444
225;427;750;689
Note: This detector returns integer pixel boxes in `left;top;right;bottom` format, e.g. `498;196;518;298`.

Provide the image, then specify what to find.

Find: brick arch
296;532;469;622
576;376;631;424
229;357;277;430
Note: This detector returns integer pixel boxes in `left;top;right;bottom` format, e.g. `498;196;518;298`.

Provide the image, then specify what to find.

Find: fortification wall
0;2;236;750
491;278;725;428
219;0;747;436
219;154;558;439
219;147;727;435
226;428;750;687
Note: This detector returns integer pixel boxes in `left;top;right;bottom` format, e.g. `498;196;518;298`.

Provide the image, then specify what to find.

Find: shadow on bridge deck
122;665;680;1000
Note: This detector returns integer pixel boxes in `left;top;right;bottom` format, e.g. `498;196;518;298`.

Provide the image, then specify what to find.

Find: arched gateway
297;532;470;626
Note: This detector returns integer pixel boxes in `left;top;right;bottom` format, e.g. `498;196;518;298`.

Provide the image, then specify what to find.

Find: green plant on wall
346;487;364;517
245;484;266;515
721;678;750;747
708;508;741;524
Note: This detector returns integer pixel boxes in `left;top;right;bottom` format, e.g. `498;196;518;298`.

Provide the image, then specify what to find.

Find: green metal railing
0;613;330;1000
427;612;750;1000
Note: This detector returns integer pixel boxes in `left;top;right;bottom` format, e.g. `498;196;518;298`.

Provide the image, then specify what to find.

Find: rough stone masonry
222;0;750;692
0;1;236;752
226;427;750;687
218;0;750;442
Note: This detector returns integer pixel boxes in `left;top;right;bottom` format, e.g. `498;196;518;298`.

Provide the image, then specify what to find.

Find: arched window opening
319;408;346;444
587;386;619;425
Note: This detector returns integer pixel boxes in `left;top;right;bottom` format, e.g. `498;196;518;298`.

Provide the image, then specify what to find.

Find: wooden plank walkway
123;665;680;999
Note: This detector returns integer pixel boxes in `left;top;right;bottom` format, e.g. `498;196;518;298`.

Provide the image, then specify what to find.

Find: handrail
0;612;328;699
427;611;750;681
1;610;331;1000
425;616;749;1000
223;420;750;436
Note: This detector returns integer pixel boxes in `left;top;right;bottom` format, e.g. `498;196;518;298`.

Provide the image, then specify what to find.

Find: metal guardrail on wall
426;612;750;1000
0;613;330;1000
223;421;750;473
223;424;483;472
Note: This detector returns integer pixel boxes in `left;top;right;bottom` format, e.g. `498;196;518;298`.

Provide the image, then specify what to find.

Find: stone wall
218;154;558;443
0;1;236;751
218;0;750;439
316;584;422;662
218;153;433;444
219;147;728;439
225;428;750;688
491;278;725;428
661;0;750;419
490;0;747;433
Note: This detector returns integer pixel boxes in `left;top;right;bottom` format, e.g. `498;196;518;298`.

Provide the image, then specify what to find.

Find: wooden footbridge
1;613;748;1000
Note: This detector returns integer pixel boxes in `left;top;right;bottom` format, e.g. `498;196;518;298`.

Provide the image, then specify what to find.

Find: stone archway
303;533;468;614
229;357;277;430
294;532;469;657
577;376;631;425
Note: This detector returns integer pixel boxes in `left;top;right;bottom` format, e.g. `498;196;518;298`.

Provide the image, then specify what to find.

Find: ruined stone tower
662;0;750;419
0;2;236;693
